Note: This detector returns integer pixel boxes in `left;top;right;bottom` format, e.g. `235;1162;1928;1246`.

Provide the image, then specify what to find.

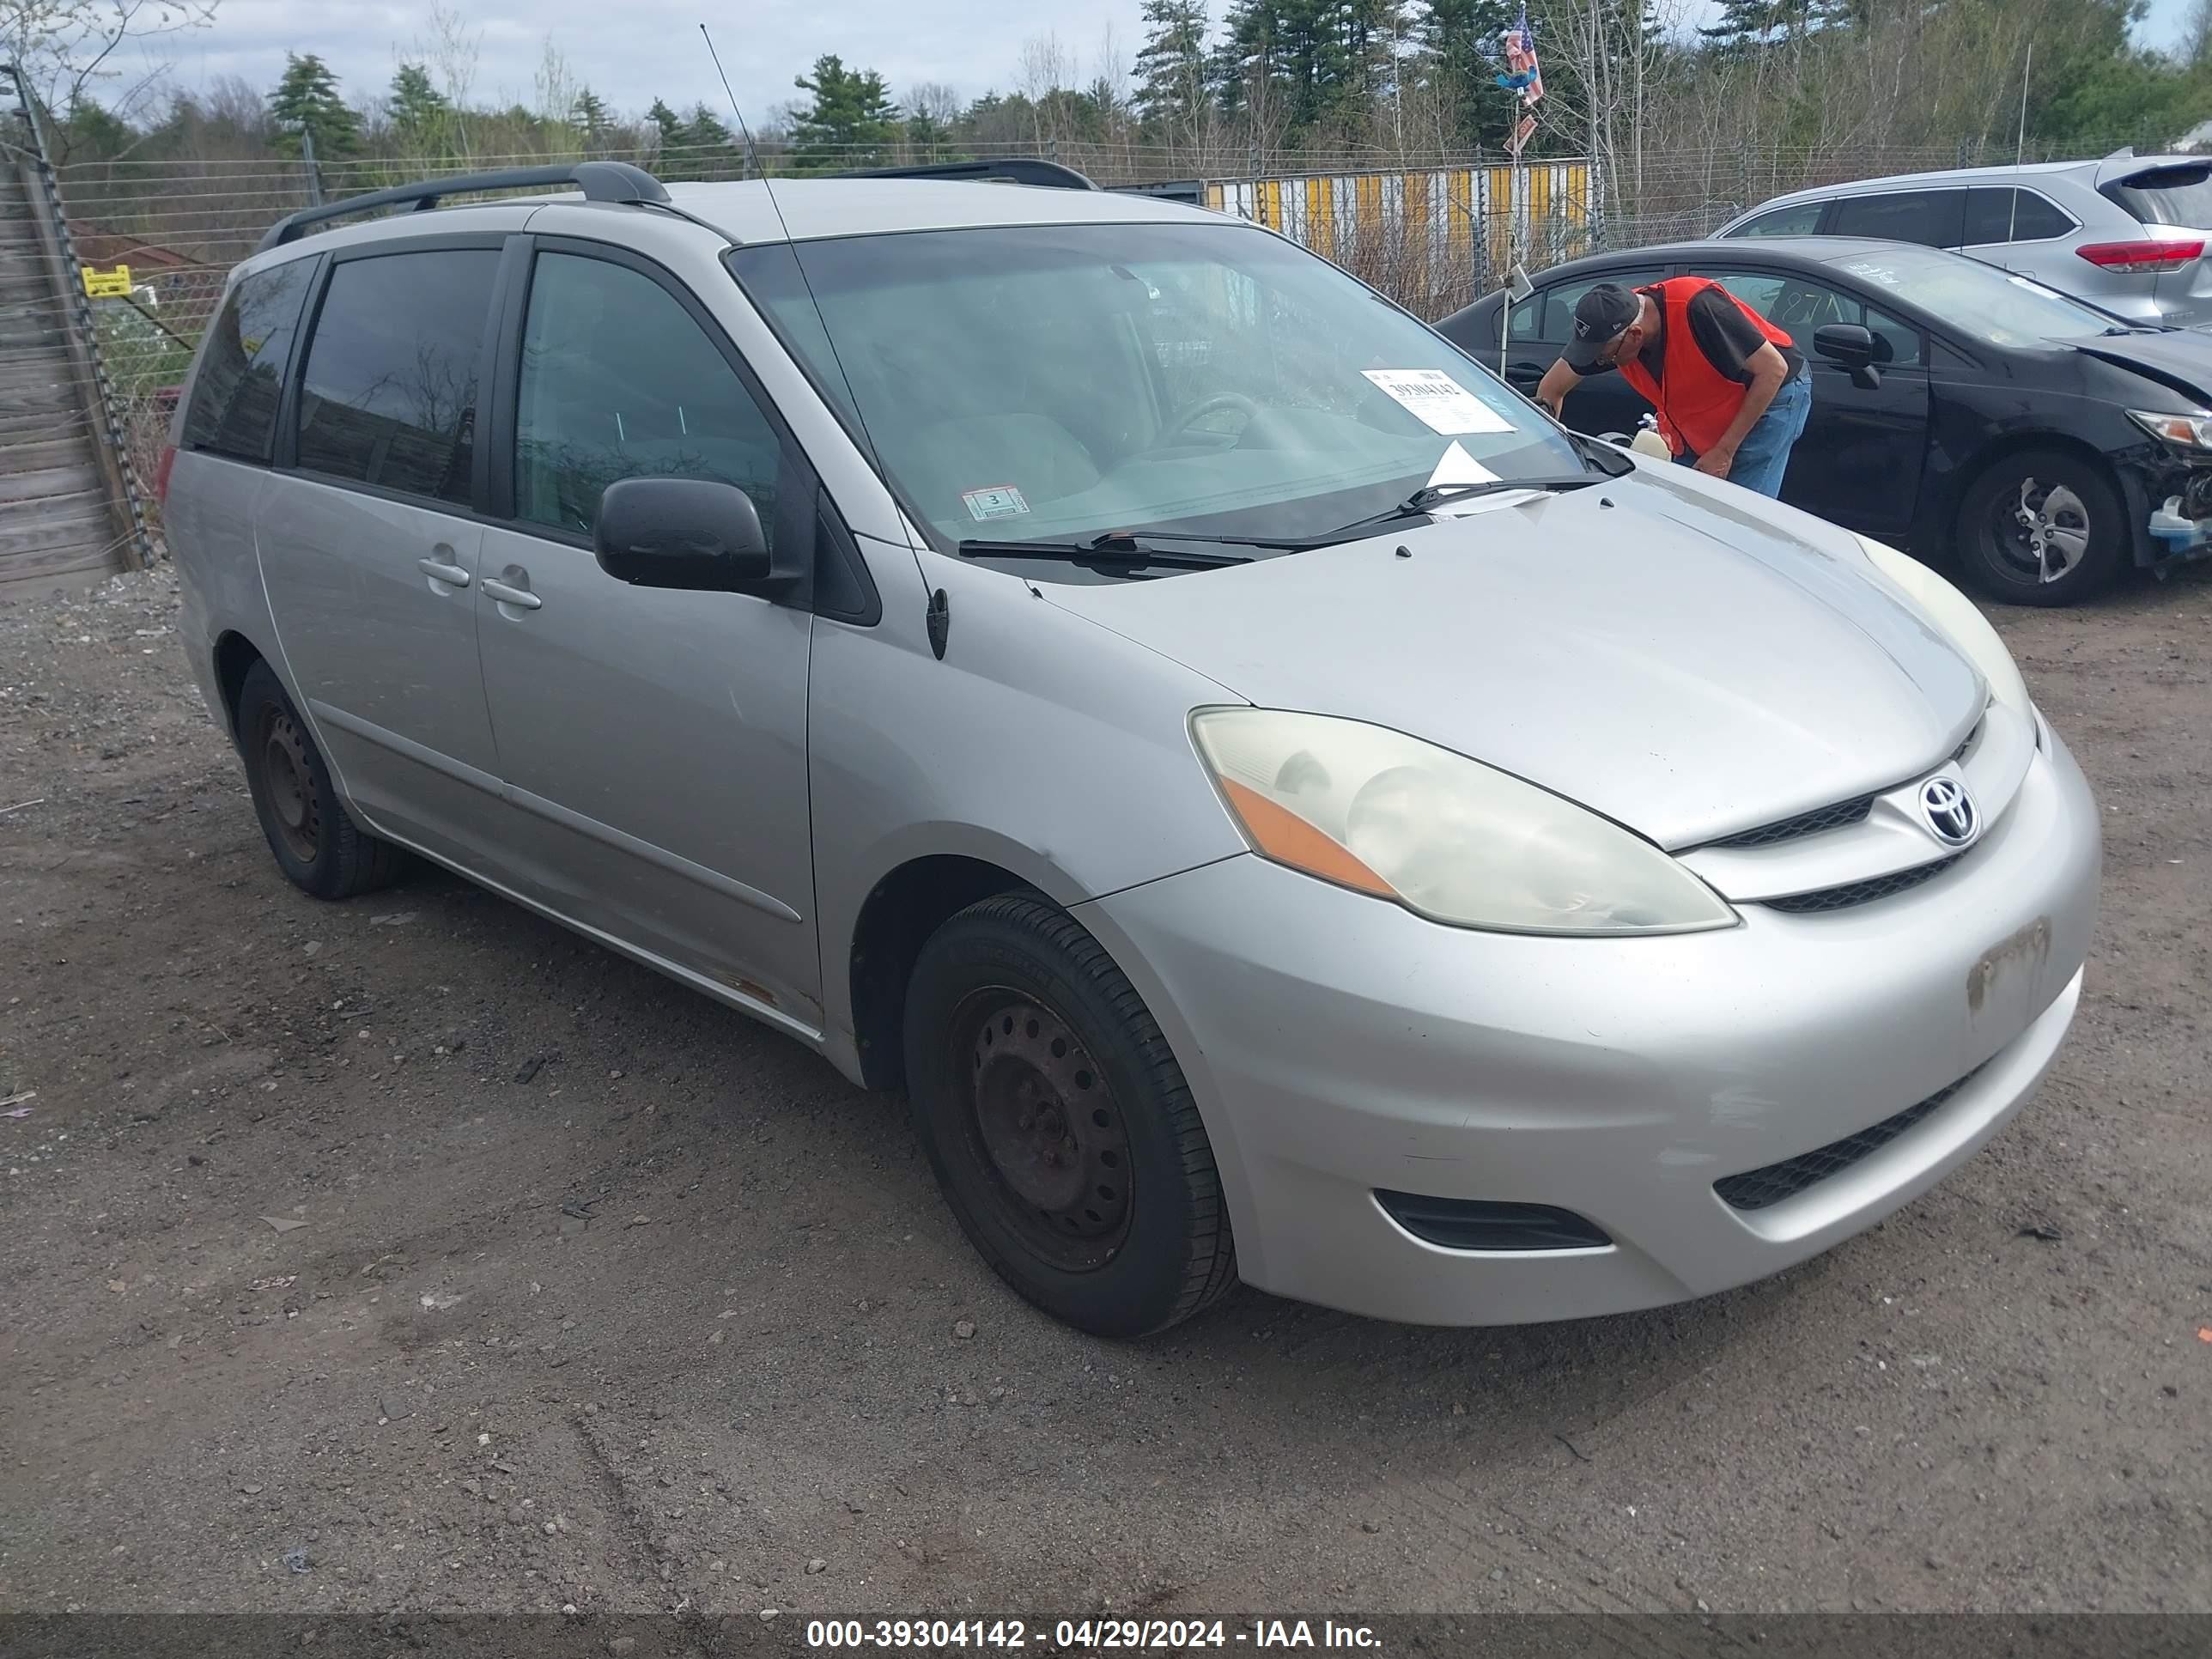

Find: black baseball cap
1563;283;1642;371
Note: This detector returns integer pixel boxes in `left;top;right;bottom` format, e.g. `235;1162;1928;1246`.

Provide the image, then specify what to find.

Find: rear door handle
418;556;471;587
481;578;542;611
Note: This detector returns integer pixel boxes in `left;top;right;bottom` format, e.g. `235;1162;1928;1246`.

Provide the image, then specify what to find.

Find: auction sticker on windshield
962;484;1030;521
1362;368;1515;435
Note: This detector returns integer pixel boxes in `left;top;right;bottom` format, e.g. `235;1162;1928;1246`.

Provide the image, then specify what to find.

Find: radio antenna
701;23;767;188
696;21;929;602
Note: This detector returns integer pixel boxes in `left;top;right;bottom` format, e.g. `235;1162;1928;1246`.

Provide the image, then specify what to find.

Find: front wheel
902;894;1237;1337
1954;447;2127;605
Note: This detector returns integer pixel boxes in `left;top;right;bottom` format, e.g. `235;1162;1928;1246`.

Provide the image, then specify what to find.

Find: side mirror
594;477;782;592
1813;323;1876;365
1812;323;1882;389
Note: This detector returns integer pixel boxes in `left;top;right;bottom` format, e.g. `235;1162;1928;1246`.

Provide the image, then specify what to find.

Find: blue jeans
1694;369;1811;498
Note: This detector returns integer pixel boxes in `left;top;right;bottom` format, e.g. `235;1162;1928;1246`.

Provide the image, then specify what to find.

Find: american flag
1498;7;1543;109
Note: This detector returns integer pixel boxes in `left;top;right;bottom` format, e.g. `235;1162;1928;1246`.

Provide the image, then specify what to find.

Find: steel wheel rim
952;989;1133;1273
1996;476;2091;585
258;707;320;863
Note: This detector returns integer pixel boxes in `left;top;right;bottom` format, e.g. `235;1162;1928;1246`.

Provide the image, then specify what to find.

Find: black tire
235;661;404;900
1954;446;2127;606
902;894;1237;1338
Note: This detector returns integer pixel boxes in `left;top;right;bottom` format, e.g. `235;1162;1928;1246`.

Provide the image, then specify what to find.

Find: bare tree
3;0;220;150
2185;0;2212;68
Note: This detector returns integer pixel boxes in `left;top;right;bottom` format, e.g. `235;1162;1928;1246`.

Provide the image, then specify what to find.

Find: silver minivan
165;162;2100;1337
1718;153;2212;326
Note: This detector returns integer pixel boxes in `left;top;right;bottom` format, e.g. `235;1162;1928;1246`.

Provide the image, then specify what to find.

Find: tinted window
1729;202;1824;239
1829;189;1966;248
182;259;315;462
1965;187;2075;245
295;250;496;505
1535;268;1665;341
2105;162;2212;228
514;252;782;539
1704;268;1923;367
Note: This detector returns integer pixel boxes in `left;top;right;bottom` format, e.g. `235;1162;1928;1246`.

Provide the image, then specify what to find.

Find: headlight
2127;408;2212;450
1189;709;1736;936
1853;534;2030;720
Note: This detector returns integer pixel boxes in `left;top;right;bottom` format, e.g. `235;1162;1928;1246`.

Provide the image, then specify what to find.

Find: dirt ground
1;561;2207;1623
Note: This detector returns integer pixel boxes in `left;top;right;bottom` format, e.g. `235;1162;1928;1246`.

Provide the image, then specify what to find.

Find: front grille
1706;723;1979;854
1710;793;1876;849
1714;1065;1986;1212
1760;854;1963;915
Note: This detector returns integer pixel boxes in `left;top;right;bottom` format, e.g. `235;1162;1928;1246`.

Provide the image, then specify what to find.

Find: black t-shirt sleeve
1686;289;1804;384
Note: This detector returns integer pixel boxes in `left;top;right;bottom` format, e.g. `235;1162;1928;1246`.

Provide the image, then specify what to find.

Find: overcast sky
121;0;2198;125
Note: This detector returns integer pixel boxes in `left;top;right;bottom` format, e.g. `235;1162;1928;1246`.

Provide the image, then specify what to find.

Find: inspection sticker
1362;368;1514;435
962;483;1030;521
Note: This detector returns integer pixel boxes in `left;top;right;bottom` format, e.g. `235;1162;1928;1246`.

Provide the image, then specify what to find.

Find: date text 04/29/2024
804;1619;1383;1650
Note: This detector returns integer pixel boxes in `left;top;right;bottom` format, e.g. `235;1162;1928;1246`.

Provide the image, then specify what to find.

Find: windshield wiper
958;530;1255;571
1316;475;1602;542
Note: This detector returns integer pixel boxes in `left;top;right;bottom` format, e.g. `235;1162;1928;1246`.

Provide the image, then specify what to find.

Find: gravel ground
1;562;2207;1621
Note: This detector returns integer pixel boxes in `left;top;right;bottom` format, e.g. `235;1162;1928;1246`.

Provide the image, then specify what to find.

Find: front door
1698;265;1932;539
472;244;821;1031
256;244;507;868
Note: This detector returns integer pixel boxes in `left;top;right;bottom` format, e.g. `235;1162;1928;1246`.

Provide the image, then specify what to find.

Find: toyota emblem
1918;775;1979;846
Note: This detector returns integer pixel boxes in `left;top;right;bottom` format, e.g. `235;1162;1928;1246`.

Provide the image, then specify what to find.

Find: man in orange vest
1534;278;1812;498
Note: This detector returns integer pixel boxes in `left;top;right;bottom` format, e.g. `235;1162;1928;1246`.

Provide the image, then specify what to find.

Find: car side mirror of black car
1812;323;1882;391
593;477;793;594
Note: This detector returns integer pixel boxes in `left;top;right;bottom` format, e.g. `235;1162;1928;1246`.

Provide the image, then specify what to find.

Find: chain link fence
31;135;2106;546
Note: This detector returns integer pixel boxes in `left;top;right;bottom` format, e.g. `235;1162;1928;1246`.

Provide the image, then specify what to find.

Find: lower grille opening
1714;1064;1989;1212
1760;854;1964;915
1375;1191;1611;1251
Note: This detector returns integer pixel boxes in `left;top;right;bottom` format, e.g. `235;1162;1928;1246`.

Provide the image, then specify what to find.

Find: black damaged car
1438;236;2212;605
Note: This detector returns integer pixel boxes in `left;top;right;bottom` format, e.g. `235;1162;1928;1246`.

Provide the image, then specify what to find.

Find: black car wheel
237;661;405;899
1956;447;2126;606
902;894;1237;1338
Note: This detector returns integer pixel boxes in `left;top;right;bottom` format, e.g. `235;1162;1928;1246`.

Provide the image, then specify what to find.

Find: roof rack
256;160;670;252
846;158;1099;191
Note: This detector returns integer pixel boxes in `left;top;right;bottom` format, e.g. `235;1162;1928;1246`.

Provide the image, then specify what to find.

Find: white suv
1719;153;2212;326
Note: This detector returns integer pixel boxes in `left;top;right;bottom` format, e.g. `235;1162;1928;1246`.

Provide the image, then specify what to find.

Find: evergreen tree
388;63;450;139
789;56;902;172
268;52;360;159
1416;0;1516;149
1134;0;1214;135
572;87;611;142
647;97;684;147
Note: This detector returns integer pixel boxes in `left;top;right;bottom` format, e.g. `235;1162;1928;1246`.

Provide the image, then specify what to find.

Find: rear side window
2105;162;2212;228
1964;187;2075;245
1728;202;1824;239
1829;189;1966;248
295;249;498;506
181;259;315;463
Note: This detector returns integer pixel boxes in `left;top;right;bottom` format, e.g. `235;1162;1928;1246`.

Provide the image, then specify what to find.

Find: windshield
1825;246;2121;345
731;221;1581;552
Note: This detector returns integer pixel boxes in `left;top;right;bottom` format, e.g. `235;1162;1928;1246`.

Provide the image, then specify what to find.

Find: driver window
515;253;783;537
1700;267;1923;368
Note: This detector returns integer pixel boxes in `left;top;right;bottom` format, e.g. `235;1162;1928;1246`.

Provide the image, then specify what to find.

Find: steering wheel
1165;393;1260;443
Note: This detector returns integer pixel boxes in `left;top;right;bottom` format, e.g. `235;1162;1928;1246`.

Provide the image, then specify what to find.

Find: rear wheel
902;894;1237;1338
1955;447;2127;605
237;661;404;899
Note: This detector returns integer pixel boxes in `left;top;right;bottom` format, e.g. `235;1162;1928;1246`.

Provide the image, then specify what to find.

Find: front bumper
1081;727;2101;1326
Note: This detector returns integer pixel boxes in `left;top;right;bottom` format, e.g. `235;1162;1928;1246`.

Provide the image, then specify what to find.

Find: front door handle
482;577;542;611
418;556;471;587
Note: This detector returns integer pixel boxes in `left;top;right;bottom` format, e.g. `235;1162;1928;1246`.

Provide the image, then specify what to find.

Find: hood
1041;471;1984;848
2072;329;2212;405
